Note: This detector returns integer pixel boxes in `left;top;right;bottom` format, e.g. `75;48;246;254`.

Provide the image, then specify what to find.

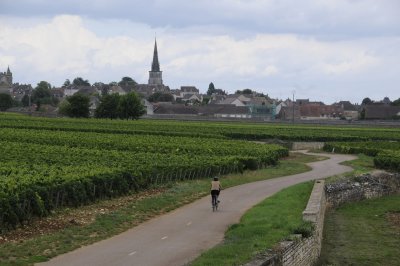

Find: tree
147;92;174;102
32;81;55;105
391;98;400;106
95;94;121;119
58;99;71;116
63;94;90;118
117;92;146;120
21;94;30;107
362;97;372;105
63;79;71;87
236;89;253;95
72;77;91;86
360;108;366;120
0;93;13;111
207;82;216;96
118;77;137;87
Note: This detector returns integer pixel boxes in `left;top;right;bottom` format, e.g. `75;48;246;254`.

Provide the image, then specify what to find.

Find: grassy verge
325;153;375;183
189;153;377;266
318;195;400;266
0;153;321;266
190;181;315;266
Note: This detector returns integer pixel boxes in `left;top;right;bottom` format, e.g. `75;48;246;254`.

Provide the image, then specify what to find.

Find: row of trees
63;76;138;88
59;92;145;119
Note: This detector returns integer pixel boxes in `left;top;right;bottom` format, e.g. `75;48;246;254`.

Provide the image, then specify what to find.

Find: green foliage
72;77;90;86
147;92;174;102
0;93;13;111
32;81;58;106
361;97;372;105
392;97;400;106
319;195;400;265
236;88;253;94
0;116;289;229
58;99;71;116
292;220;314;237
63;79;71;87
62;94;90;118
117;92;146;120
95;93;121;119
206;82;216;95
118;76;137;87
21;94;30;107
374;150;400;171
324;141;400;171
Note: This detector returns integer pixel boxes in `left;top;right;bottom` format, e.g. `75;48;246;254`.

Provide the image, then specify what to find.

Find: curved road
39;152;356;266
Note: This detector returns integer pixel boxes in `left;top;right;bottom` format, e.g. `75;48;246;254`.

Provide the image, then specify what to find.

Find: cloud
0;14;399;103
1;0;400;37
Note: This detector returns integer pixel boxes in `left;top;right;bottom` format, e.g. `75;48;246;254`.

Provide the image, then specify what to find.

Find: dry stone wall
325;172;400;208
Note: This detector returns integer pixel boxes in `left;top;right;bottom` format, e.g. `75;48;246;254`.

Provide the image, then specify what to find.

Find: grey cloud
1;0;399;37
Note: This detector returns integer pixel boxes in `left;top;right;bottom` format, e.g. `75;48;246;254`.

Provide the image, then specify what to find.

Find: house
152;103;198;115
198;104;251;119
180;86;199;96
51;88;65;99
299;104;343;120
182;93;203;104
109;85;127;95
10;84;33;101
218;97;246;106
335;101;359;120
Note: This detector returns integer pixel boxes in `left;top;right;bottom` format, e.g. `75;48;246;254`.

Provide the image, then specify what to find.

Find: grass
325;153;375;183
0;152;322;266
189;181;315;266
318;194;400;266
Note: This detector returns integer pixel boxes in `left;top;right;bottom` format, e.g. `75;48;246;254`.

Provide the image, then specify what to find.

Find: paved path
39;152;356;266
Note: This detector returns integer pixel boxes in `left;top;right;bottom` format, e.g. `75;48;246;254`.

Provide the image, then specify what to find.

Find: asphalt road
38;152;356;266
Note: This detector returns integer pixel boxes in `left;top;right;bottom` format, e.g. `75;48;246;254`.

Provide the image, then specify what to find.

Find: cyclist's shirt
211;181;221;191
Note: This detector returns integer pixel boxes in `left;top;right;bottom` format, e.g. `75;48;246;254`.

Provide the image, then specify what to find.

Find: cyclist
211;176;222;207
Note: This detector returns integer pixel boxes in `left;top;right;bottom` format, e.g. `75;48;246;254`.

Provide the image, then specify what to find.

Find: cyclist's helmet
213;176;219;181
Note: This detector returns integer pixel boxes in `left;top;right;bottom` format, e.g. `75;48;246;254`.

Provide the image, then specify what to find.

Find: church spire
7;66;11;74
151;38;160;72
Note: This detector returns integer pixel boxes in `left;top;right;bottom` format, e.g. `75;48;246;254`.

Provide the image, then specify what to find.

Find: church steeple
151;39;160;72
148;38;163;85
7;66;11;74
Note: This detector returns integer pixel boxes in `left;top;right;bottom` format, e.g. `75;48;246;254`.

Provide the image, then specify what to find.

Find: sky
0;0;399;104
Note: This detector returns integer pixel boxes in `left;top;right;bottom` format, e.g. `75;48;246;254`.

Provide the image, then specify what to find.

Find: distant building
134;39;170;98
0;66;13;94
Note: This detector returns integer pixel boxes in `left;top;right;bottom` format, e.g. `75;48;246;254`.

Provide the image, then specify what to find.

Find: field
324;141;400;171
318;195;400;266
1;113;400;231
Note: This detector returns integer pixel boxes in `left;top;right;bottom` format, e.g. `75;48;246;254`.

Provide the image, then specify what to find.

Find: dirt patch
0;188;165;244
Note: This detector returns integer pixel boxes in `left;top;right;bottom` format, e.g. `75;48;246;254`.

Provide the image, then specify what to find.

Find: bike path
38;152;356;266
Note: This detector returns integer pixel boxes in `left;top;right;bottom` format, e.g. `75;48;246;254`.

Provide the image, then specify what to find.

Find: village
1;40;400;121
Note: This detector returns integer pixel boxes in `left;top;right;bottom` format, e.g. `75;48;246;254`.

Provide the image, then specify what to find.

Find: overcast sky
1;0;399;103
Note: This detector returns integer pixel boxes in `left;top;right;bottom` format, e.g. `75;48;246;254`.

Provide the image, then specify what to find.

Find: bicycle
212;194;219;212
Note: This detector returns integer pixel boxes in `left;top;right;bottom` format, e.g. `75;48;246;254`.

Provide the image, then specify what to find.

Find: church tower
148;39;163;85
0;66;12;88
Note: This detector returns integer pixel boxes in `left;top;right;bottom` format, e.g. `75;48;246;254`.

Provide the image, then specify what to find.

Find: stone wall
244;172;400;266
244;180;326;266
325;172;400;208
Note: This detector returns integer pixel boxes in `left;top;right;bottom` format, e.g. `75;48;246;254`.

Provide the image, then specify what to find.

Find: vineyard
324;141;400;172
0;114;289;230
1;113;400;231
